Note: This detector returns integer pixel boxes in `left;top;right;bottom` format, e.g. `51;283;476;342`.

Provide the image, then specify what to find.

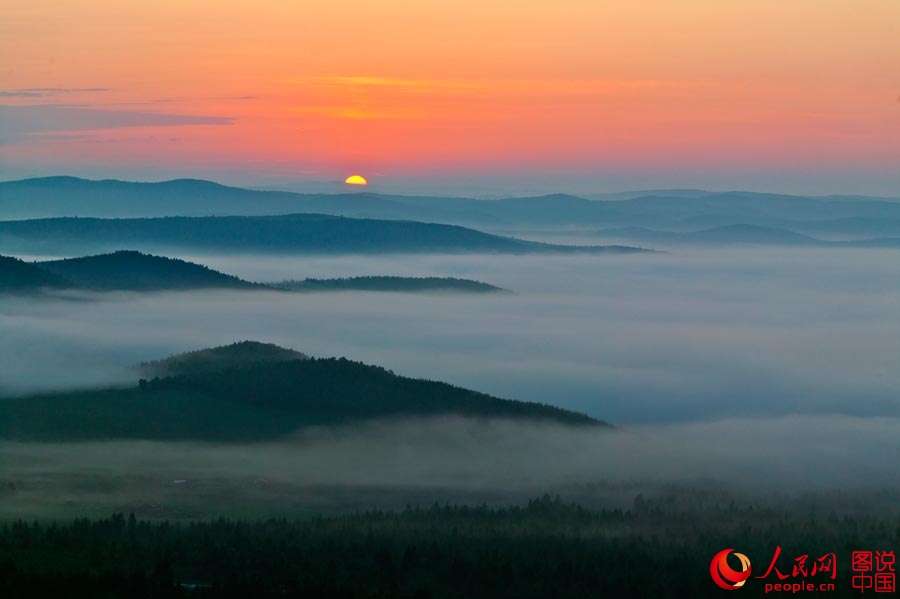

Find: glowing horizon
1;1;899;194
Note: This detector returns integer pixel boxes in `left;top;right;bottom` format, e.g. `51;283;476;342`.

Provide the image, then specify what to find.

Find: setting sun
344;175;368;186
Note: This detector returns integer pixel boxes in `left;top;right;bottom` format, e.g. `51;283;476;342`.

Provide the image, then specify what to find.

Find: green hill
0;348;604;442
138;341;308;377
37;250;261;291
272;276;509;293
0;255;71;292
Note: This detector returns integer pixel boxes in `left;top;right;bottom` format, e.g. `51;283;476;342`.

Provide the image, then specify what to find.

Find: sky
1;0;899;195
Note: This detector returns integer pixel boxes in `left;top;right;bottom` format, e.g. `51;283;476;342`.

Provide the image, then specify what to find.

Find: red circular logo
711;549;752;590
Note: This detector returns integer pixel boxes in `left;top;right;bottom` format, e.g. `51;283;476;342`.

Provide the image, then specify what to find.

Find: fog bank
2;415;898;519
2;248;898;424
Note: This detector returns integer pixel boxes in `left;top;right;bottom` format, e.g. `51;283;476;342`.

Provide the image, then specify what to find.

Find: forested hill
2;252;514;295
37;251;261;291
0;354;603;442
138;341;309;377
272;276;509;293
0;255;71;292
0;214;650;255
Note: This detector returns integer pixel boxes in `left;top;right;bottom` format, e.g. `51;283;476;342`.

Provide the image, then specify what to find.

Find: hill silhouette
2;251;516;295
3;177;900;238
272;276;509;293
0;214;649;255
0;255;71;292
138;341;308;377
0;346;604;441
36;250;261;291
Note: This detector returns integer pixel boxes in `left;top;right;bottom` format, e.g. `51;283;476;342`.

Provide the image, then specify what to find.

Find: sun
344;174;368;186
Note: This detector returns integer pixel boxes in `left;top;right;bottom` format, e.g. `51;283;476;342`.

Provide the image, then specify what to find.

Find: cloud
0;105;233;145
290;104;429;120
304;76;468;92
303;76;666;93
0;87;111;98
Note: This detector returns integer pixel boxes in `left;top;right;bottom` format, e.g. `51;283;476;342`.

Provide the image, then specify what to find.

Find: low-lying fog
2;248;898;424
2;246;899;517
2;415;899;520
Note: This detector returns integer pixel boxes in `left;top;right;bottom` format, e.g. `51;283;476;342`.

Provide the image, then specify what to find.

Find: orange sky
1;0;899;193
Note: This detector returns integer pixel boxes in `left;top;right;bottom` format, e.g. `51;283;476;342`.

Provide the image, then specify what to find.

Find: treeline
139;357;600;427
0;357;600;442
138;341;309;378
0;251;260;293
272;276;507;293
1;496;898;598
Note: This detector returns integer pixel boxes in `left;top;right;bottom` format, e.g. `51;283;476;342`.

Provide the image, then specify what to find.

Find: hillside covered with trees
0;349;602;441
0;255;71;292
37;251;261;291
138;341;309;377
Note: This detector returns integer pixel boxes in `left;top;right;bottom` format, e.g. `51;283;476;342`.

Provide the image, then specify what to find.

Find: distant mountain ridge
0;214;651;255
0;343;605;441
594;224;900;248
2;177;899;238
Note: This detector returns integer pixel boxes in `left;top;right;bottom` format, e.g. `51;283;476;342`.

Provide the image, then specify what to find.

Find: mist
2;414;899;520
2;247;898;424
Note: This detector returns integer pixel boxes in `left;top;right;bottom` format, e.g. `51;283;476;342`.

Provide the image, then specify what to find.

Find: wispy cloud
0;105;233;146
283;76;672;120
289;104;428;120
0;87;111;98
305;76;472;94
297;76;669;95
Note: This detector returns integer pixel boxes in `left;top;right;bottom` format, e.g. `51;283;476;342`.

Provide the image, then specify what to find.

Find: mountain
0;347;604;441
272;276;509;293
0;214;650;255
0;254;71;292
2;251;518;295
0;177;900;229
593;224;900;248
0;178;619;224
460;193;620;225
3;178;900;237
616;191;900;222
36;250;261;291
781;217;900;240
0;177;497;222
0;177;307;219
137;340;309;377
